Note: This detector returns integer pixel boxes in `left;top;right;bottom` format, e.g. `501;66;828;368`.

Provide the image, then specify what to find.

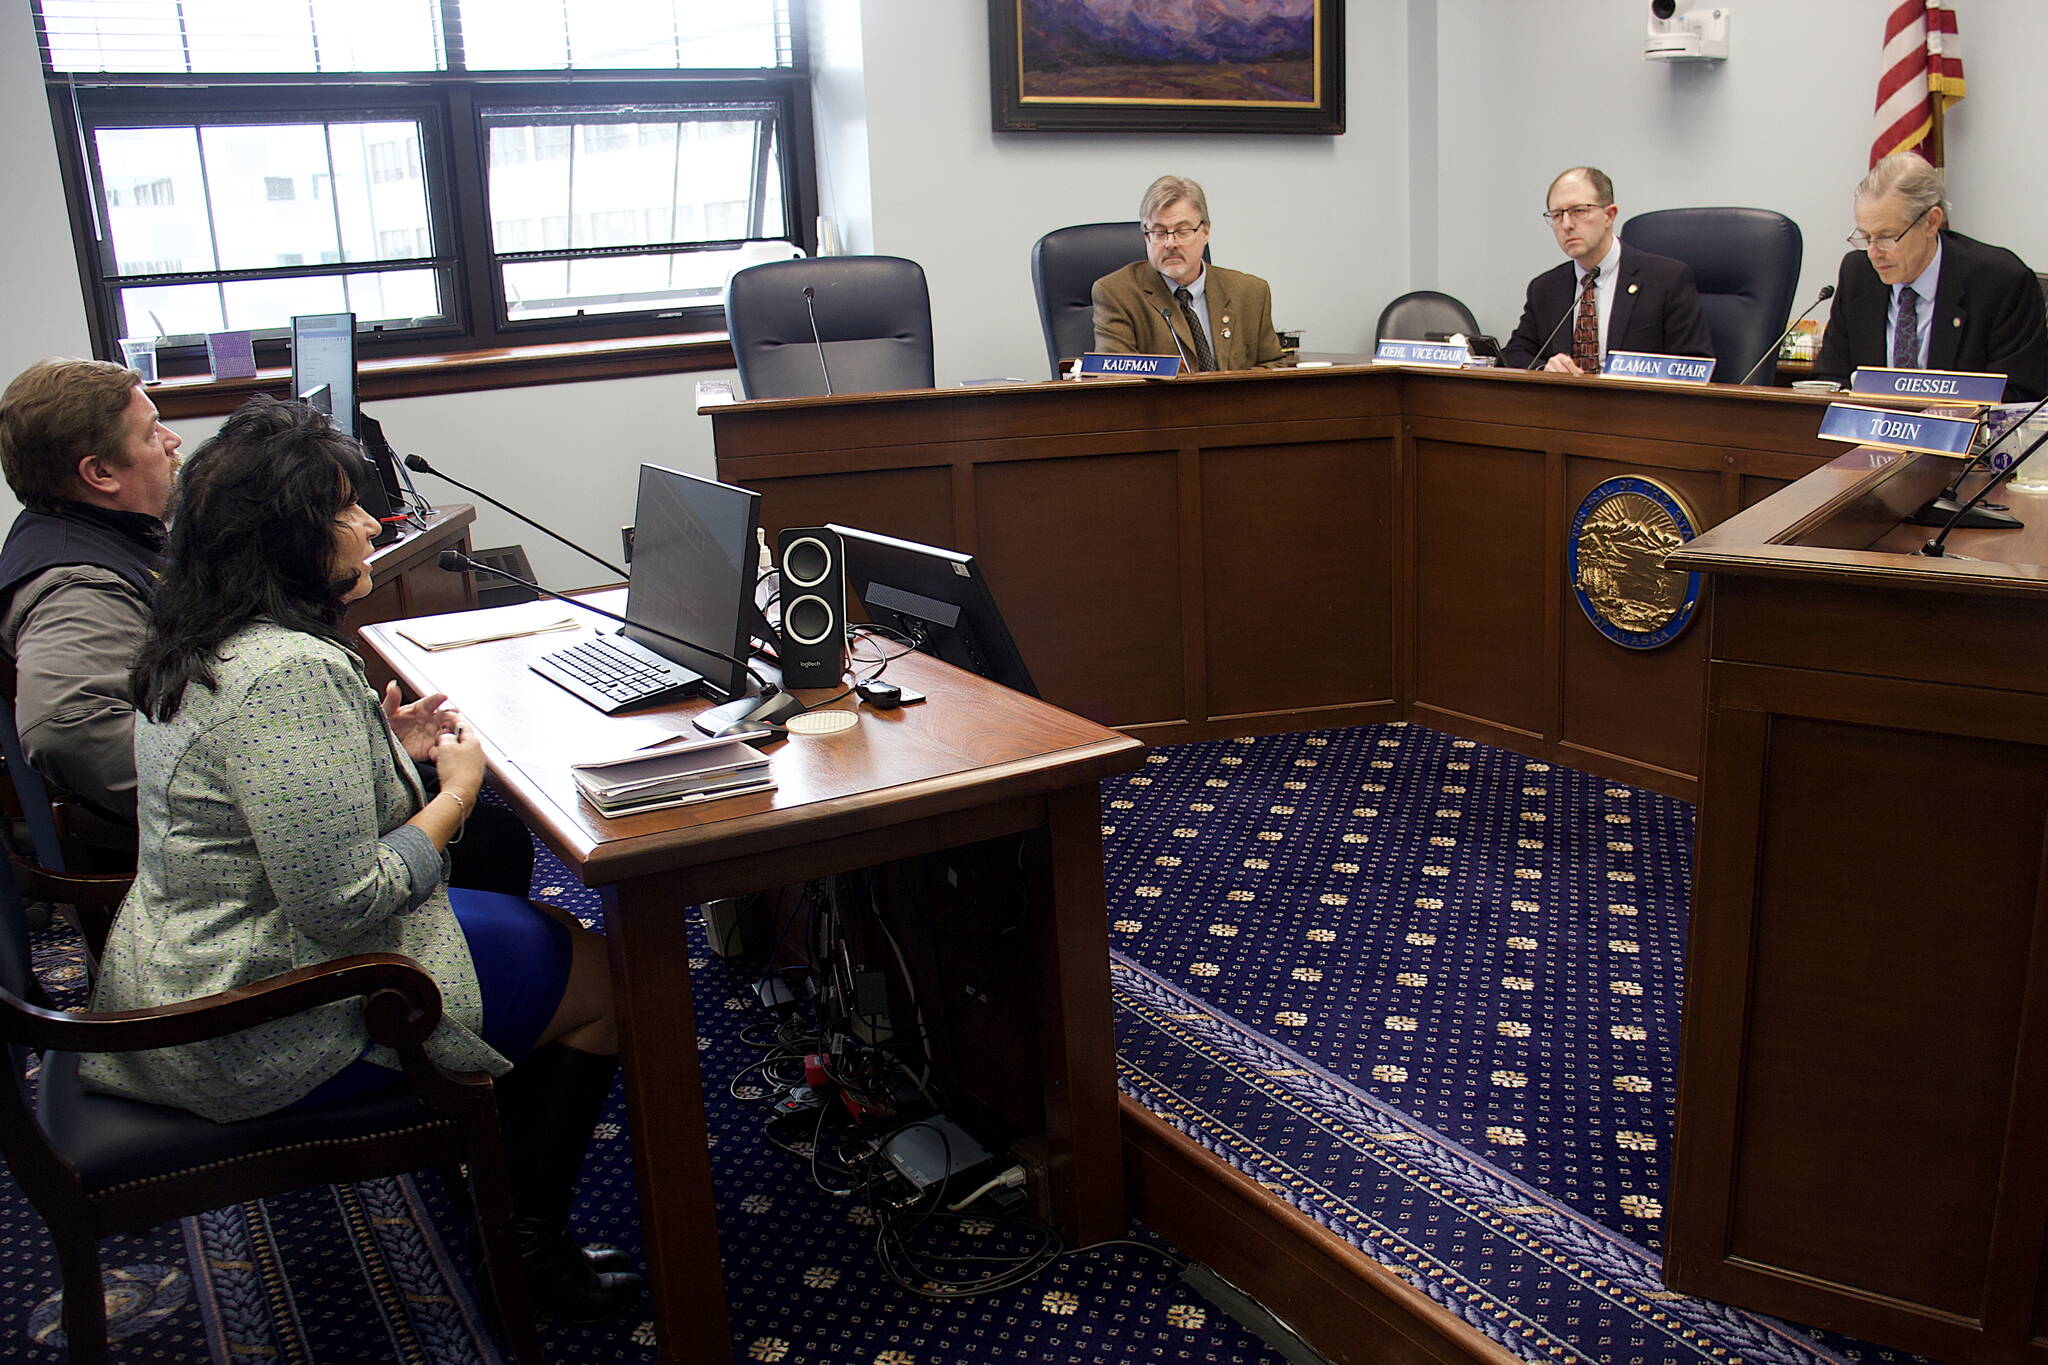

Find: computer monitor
291;312;357;440
828;525;1038;697
626;464;761;704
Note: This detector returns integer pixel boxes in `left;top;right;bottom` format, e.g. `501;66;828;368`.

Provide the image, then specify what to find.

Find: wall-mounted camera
1647;1;1730;61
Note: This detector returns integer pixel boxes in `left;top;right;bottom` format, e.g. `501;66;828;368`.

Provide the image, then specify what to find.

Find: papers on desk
397;604;581;651
570;733;774;816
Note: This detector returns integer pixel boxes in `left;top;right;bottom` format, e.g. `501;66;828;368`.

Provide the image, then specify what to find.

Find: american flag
1870;0;1965;167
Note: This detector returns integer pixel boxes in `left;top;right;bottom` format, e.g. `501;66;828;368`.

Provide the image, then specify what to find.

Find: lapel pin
1952;316;1962;326
1627;283;1639;295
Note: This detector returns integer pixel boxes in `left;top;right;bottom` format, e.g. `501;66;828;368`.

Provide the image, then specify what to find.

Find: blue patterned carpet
0;722;1942;1364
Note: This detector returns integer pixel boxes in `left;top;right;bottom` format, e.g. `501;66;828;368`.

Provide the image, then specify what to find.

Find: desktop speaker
776;526;847;686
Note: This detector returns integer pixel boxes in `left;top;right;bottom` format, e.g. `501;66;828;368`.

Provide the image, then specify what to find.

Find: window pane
95;119;434;279
503;241;797;320
484;106;784;255
116;268;443;341
459;0;790;71
97;126;216;275
41;0;444;74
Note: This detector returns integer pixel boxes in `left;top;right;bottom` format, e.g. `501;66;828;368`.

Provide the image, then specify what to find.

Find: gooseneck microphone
436;549;769;690
1526;297;1581;371
1905;388;2048;530
403;453;628;581
1735;285;1835;386
802;285;835;396
1922;420;2048;556
1155;306;1198;373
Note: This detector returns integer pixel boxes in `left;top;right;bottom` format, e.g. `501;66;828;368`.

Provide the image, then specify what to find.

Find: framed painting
990;0;1344;135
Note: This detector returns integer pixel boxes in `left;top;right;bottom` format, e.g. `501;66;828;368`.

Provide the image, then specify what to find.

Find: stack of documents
570;734;774;815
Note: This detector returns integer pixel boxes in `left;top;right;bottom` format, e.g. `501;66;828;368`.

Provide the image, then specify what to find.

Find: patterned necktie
1571;265;1602;373
1174;286;1217;372
1892;285;1921;369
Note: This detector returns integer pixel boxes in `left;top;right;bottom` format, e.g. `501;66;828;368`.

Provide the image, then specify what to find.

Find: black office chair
0;854;542;1365
1621;208;1803;385
1375;290;1483;345
1031;222;1146;377
725;256;935;399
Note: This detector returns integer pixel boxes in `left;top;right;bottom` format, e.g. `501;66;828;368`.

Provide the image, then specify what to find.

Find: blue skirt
285;888;573;1109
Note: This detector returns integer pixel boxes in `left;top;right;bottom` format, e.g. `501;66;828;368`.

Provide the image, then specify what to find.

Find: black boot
496;1042;644;1321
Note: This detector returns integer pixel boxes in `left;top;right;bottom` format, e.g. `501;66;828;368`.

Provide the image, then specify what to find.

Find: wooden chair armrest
0;952;441;1054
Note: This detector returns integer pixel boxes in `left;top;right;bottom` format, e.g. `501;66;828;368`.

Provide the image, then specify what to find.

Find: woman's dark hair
132;395;370;721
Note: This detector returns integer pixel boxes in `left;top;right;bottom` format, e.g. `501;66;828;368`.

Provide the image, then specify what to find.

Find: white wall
4;1;2045;587
1431;0;2048;346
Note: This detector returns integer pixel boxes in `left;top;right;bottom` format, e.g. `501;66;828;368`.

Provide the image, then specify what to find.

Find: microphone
1735;285;1835;386
1525;287;1585;371
404;453;628;581
802;285;835;396
1922;416;2048;556
1155;306;1197;373
1904;389;2048;530
436;548;769;690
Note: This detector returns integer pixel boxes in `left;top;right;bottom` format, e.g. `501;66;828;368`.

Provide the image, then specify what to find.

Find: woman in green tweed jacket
80;396;639;1321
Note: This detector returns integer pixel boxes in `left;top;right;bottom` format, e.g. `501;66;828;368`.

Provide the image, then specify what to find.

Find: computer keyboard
531;633;705;715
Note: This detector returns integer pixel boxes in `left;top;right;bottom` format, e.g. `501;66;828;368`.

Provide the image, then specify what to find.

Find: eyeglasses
1141;224;1206;243
1847;203;1931;250
1540;203;1608;225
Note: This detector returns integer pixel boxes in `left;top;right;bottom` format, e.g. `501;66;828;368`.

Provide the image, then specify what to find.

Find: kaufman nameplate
1374;339;1473;368
1817;402;1979;459
1601;351;1715;384
1078;352;1181;378
1849;366;2007;406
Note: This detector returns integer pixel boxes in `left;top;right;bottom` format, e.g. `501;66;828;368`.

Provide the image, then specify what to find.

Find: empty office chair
1375;290;1483;345
1031;222;1147;377
725;256;935;399
1621;208;1803;385
0;854;542;1364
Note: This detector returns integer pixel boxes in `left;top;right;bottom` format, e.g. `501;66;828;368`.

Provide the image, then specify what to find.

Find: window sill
148;331;736;421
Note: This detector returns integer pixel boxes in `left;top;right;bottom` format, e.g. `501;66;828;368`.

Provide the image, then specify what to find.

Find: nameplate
1374;339;1472;368
1849;366;2006;406
1601;351;1715;385
1817;402;1979;459
1078;352;1182;378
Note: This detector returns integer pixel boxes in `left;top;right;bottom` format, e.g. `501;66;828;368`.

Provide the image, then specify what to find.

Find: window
36;1;814;377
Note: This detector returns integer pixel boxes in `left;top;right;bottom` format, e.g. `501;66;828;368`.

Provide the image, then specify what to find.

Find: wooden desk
709;364;1840;800
350;504;476;695
359;601;1144;1364
1665;454;2048;1365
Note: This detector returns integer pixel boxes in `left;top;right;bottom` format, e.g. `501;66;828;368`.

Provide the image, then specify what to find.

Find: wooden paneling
975;451;1186;729
1202;438;1394;720
746;465;957;552
1410;437;1548;737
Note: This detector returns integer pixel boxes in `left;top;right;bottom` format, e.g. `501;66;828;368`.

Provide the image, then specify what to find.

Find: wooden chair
0;856;543;1365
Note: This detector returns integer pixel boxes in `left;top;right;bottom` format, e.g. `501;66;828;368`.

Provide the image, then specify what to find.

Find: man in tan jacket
1091;175;1284;372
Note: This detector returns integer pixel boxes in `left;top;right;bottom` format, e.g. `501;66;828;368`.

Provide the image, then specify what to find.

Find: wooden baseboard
1120;1098;1522;1365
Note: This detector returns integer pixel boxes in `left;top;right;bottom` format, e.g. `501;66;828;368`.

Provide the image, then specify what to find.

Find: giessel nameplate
1078;352;1182;378
1601;351;1715;385
1817;402;1979;459
1849;366;2007;406
1374;339;1472;368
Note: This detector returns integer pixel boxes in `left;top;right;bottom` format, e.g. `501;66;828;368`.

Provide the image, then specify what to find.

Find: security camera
1646;3;1728;60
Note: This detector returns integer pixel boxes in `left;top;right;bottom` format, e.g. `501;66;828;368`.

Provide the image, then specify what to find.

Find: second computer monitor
291;312;357;440
626;465;760;702
829;525;1038;697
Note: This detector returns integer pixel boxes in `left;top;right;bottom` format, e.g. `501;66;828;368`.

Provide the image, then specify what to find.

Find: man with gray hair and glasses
1500;165;1711;374
1091;174;1283;372
1812;151;2046;401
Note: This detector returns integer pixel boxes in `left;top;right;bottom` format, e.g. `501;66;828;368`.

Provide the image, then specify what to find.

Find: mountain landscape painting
992;0;1342;134
1021;0;1319;104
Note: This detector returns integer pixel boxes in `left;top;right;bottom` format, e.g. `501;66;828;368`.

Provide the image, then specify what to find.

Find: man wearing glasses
1092;175;1283;371
1500;166;1711;374
1811;152;2046;401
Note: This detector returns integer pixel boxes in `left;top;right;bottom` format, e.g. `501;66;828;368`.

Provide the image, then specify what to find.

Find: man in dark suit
1811;152;2047;402
1499;166;1713;374
1091;175;1283;372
